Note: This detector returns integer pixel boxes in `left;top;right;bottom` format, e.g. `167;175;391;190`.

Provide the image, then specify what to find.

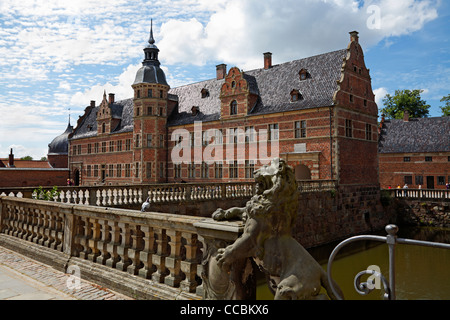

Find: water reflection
256;226;450;300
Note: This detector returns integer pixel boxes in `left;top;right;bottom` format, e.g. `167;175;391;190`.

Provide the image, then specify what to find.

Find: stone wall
392;198;450;228
293;185;390;248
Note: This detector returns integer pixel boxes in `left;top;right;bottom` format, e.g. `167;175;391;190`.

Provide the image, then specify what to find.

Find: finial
68;108;71;126
149;19;155;45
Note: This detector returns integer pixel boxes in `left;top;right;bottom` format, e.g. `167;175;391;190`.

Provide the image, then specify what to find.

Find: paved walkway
0;246;133;300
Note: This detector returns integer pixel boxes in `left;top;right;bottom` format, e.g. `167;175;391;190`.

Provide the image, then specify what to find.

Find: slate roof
168;49;347;126
69;48;347;138
70;98;134;140
48;122;73;155
378;117;450;154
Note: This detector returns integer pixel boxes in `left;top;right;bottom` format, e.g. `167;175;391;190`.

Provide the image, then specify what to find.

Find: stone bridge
0;180;394;300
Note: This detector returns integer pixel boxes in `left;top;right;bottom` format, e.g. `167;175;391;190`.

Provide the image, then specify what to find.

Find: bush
32;186;60;201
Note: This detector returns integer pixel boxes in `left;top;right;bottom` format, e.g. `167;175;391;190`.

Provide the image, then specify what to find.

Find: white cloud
0;0;442;160
155;0;439;71
373;87;388;107
70;63;140;106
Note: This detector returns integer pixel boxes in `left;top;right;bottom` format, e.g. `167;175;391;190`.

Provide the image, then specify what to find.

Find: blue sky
0;0;448;159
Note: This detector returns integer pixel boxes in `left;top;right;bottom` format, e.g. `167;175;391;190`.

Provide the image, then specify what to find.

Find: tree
20;156;33;160
40;156;47;161
380;89;430;119
440;94;450;117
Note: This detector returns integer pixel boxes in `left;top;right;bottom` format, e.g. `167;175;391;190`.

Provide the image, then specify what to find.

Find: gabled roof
70;98;134;140
167;49;347;126
0;159;52;168
68;48;347;138
378;117;450;154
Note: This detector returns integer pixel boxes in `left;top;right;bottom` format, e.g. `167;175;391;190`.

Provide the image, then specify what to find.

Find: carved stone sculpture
212;158;343;300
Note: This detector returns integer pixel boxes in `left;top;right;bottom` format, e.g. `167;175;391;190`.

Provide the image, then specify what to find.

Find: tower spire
149;19;155;45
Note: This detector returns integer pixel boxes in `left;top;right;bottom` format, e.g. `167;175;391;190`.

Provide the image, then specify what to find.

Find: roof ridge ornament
149;19;155;45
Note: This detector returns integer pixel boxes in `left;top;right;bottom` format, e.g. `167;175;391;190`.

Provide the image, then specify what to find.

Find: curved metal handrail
327;224;450;300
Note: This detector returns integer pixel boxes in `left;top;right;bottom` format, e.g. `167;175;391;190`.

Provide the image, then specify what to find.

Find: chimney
90;100;95;108
403;111;410;122
349;30;359;43
108;93;115;104
264;52;272;70
8;148;14;167
216;64;227;80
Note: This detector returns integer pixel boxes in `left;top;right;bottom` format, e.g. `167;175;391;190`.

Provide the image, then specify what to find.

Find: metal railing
327;224;450;300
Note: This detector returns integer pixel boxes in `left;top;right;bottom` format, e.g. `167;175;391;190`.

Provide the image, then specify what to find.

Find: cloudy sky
0;0;448;159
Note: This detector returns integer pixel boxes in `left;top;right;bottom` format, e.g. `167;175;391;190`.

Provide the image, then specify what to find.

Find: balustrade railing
0;182;256;208
0;196;243;298
387;188;450;200
297;180;337;192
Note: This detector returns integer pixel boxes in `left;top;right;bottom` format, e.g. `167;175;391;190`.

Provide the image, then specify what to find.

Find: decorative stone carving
212;158;343;300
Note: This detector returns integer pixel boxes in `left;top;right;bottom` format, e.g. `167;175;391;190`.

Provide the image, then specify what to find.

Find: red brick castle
67;23;379;187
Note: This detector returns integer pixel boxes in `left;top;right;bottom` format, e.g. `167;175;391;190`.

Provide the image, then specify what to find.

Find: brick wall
379;152;450;189
0;169;69;187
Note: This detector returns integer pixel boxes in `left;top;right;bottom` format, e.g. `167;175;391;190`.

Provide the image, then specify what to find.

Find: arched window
102;123;106;133
230;100;237;115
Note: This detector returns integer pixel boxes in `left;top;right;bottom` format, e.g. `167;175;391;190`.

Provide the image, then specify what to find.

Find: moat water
256;226;450;300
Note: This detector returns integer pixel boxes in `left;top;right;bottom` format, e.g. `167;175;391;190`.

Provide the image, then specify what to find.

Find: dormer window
192;106;199;116
290;89;302;102
299;68;309;81
230;100;237;115
201;88;209;98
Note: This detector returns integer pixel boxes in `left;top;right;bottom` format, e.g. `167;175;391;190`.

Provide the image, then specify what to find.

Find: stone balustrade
0;182;256;208
0;196;246;300
387;188;450;200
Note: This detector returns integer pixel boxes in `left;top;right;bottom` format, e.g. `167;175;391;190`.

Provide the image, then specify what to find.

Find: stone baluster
52;211;64;251
180;232;200;293
79;217;92;259
127;224;144;275
138;225;156;279
165;230;183;287
116;222;131;271
12;206;21;237
16;206;26;239
105;221;121;268
152;227;169;283
43;211;56;248
117;189;123;206
38;210;50;246
96;219;111;265
28;208;38;242
112;189;118;206
33;208;44;244
87;219;101;262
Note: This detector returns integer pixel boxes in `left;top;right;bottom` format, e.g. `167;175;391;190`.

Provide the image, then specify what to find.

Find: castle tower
132;20;170;183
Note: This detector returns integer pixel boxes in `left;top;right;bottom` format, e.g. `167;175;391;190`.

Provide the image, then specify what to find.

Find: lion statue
212;158;343;300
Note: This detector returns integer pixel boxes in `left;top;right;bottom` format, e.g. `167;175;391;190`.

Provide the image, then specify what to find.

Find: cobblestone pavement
0;246;134;300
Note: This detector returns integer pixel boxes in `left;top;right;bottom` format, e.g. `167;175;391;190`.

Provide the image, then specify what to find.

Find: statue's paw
212;208;226;220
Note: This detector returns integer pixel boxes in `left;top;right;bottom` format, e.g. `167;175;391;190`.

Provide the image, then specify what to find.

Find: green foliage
380;89;430;119
440;94;450;117
21;155;33;160
33;186;60;201
380;190;392;207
